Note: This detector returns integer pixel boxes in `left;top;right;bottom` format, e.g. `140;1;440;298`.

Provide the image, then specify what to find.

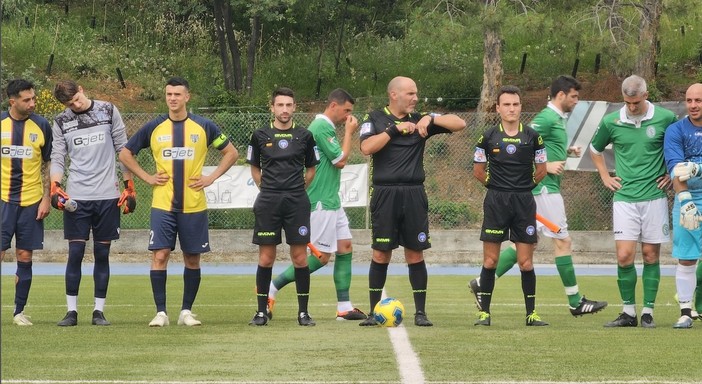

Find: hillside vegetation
2;0;702;113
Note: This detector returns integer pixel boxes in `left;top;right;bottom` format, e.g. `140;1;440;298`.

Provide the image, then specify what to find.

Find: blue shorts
672;196;702;261
150;208;210;254
1;200;44;251
63;199;120;241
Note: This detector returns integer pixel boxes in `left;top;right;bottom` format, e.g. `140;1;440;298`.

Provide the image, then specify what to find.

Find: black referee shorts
370;184;430;251
480;189;537;244
253;189;311;245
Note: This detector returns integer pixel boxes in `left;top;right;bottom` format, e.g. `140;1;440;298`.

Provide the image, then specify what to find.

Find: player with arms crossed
119;77;238;327
590;75;676;328
247;87;319;326
267;88;366;321
358;76;466;327
472;85;549;327
1;79;52;326
51;80;135;326
664;83;702;328
469;76;607;317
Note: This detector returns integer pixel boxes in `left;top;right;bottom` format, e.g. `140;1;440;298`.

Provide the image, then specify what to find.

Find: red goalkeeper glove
117;180;137;214
50;182;73;211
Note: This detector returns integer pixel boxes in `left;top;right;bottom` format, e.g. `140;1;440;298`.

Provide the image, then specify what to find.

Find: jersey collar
315;113;334;127
547;102;568;119
619;100;655;127
270;121;297;130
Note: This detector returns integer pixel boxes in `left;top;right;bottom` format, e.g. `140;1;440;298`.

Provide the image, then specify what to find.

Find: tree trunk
246;15;260;97
213;0;234;91
477;1;503;127
334;0;350;75
222;0;243;92
633;0;662;79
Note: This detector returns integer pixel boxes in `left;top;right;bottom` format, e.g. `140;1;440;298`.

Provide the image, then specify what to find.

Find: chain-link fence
45;111;638;231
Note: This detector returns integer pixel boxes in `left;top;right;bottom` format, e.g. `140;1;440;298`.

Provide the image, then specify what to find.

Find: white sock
641;307;653;315
94;297;106;312
623;304;636;317
67;295;78;312
269;282;279;299
337;301;353;313
676;263;697;305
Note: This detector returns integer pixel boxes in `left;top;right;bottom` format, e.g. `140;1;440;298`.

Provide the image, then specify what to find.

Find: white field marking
2;380;697;384
381;289;426;384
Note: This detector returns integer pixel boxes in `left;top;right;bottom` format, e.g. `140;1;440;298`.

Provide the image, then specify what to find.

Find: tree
633;0;663;79
477;0;503;118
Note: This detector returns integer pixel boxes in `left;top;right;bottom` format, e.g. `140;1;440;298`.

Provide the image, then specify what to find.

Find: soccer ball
373;297;405;327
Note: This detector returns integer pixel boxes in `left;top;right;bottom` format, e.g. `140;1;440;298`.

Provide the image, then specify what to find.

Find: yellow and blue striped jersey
125;113;230;213
1;112;52;206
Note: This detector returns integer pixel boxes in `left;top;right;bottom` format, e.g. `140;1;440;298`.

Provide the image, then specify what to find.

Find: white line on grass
3;380;697;384
382;289;426;384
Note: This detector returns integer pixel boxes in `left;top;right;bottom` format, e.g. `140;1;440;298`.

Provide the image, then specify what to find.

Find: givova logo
162;147;195;160
1;145;33;158
73;132;106;147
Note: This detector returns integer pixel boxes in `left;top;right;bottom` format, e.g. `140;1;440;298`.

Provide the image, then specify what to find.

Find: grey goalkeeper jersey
50;100;127;200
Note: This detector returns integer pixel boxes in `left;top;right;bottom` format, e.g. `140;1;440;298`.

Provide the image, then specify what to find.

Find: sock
272;255;324;291
675;264;696;305
617;264;637;313
521;269;537;315
94;297;105;312
14;261;32;316
333;252;353;302
695;262;702;312
368;260;388;313
256;265;272;313
65;241;86;297
150;270;167;313
408;260;428;314
67;295;78;312
495;247;517;278
182;267;201;311
93;242;110;301
478;267;496;313
555;255;582;307
294;266;311;313
642;262;660;310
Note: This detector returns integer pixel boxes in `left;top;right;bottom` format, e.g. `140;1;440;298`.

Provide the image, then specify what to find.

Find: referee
472;85;548;327
358;76;466;327
247;87;320;326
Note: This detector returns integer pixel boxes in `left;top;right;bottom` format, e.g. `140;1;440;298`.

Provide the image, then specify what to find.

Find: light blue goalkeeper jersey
50;100;128;200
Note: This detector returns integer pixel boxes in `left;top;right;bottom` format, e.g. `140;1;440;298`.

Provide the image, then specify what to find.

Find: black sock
521;269;536;315
93;242;110;299
368;260;388;313
408;260;428;314
479;267;496;313
256;265;272;313
182;267;201;311
150;270;167;313
294;266;310;313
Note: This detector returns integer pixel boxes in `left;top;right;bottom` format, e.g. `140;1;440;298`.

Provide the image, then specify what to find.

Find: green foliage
429;200;476;229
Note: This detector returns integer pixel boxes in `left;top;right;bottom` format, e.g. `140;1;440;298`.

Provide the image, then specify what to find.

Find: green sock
333;252;353;302
272;255;325;290
617;264;637;306
495;247;517;278
642;262;660;309
555;255;582;307
695;262;702;312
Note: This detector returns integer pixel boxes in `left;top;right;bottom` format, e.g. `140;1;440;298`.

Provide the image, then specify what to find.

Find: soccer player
472;85;549;327
590;75;677;328
358;76;466;327
1;79;52;326
267;88;367;321
51;80;135;326
247;87;319;326
664;82;702;328
119;77;238;327
469;76;608;317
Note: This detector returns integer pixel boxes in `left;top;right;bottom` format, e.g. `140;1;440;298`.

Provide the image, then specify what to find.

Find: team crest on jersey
29;133;38;142
526;225;536;236
646;126;655;138
190;134;200;143
278;139;289;149
298;226;309;236
474;147;486;162
417;232;427;243
506;144;517;154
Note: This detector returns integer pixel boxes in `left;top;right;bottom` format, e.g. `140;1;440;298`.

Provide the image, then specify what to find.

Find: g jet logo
1;145;33;158
73;133;106;147
162;147;195;160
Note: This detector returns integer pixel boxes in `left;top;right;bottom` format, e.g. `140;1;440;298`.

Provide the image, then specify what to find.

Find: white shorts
309;203;352;254
534;192;569;239
612;198;670;243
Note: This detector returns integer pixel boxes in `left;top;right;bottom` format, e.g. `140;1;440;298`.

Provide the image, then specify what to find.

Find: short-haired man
1;79;52;326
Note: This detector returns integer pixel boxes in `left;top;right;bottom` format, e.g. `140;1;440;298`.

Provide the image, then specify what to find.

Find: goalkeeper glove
678;191;701;230
117;180;137;214
672;162;702;182
50;182;75;211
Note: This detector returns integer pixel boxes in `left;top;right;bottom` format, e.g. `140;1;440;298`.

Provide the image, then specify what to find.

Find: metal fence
45;112;637;231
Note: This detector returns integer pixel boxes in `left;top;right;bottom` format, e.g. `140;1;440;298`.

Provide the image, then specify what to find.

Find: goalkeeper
664;82;702;329
50;80;135;327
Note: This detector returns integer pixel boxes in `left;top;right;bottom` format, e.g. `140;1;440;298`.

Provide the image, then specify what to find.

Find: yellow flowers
34;89;65;117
